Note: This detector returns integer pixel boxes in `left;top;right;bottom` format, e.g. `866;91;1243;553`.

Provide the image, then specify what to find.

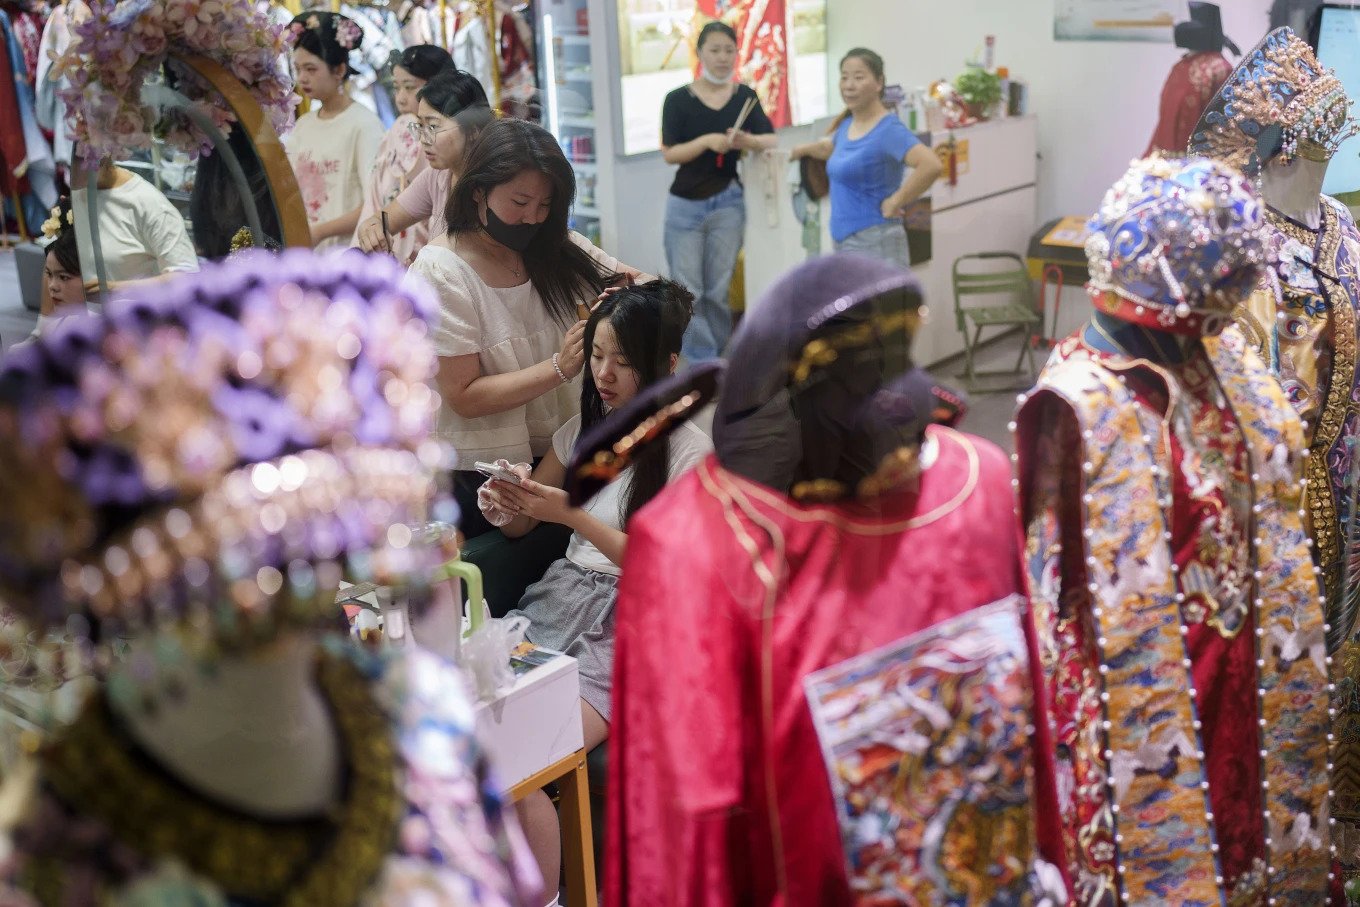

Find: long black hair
45;197;80;276
289;12;363;80
190;126;281;259
580;279;694;524
445;118;618;324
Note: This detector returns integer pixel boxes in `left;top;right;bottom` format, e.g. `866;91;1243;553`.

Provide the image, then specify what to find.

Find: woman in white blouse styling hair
284;11;384;251
406;118;649;538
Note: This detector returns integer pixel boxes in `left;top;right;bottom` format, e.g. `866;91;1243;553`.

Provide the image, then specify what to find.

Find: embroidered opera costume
1016;157;1333;905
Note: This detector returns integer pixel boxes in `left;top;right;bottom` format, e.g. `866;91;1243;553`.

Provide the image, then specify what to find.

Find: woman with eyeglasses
350;45;453;262
355;69;494;259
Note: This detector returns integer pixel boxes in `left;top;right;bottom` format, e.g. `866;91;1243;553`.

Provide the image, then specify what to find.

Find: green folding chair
951;252;1044;392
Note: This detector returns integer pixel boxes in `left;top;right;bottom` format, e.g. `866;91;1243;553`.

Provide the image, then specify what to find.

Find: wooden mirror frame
174;52;311;248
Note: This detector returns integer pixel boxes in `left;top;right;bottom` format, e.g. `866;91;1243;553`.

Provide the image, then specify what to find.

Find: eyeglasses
407;120;452;141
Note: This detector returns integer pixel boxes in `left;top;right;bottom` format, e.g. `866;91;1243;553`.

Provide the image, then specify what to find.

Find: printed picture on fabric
803;596;1036;905
292;150;341;219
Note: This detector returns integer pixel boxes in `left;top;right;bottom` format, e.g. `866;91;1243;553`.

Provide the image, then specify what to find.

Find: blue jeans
664;182;745;361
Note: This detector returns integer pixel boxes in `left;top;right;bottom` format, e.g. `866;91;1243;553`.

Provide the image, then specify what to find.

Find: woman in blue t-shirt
792;48;943;267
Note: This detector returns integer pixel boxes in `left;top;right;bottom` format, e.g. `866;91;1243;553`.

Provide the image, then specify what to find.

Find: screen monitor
614;0;828;157
1316;4;1360;199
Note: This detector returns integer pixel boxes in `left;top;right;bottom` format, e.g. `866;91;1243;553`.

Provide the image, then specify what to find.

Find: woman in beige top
405;118;649;538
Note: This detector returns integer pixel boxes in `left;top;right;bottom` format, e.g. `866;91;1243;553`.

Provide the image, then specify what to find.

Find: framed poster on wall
1054;0;1190;41
615;0;828;156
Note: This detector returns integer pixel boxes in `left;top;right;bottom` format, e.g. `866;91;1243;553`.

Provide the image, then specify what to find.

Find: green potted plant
953;66;1003;121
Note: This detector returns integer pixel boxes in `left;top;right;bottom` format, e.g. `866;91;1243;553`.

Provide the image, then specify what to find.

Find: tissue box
475;652;584;791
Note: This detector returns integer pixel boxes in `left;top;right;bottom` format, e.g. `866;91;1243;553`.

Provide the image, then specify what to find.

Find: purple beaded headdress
0;250;454;642
1188;27;1358;175
1084;156;1268;335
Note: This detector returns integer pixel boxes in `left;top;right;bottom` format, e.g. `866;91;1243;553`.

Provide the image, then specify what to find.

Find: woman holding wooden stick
660;20;775;362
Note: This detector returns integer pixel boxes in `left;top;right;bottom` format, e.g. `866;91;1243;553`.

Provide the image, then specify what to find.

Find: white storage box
475;653;584;791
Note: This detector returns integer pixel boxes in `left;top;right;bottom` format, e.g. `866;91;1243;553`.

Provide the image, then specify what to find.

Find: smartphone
474;461;523;485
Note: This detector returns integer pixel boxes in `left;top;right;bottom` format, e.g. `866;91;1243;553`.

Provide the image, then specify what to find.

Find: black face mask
482;203;542;253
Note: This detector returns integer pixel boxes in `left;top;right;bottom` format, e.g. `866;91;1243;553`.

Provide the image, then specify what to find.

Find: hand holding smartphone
475;461;524;485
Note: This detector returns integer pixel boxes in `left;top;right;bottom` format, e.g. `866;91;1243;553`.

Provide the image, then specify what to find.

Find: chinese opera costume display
592;253;1068;906
0;252;539;905
1189;25;1360;877
1015;156;1333;905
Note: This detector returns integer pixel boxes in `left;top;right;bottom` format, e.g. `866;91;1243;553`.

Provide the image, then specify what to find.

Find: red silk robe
1145;51;1233;155
604;426;1065;905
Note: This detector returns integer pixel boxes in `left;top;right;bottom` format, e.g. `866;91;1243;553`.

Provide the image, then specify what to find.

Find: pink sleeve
394;166;440;221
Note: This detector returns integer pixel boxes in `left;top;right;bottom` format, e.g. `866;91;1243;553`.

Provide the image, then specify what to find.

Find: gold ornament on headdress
228;226;255;254
40;206;73;240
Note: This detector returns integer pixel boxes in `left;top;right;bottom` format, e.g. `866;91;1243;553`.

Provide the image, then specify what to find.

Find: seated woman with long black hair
477;279;711;903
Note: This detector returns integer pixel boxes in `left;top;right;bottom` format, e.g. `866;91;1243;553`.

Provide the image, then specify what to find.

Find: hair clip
789;307;922;387
566;362;723;507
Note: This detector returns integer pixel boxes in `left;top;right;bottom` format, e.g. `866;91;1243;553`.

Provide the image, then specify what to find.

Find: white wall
599;0;1276;296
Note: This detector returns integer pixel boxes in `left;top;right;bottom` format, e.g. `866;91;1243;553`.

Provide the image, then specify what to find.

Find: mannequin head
1174;3;1239;54
1085;156;1267;336
709;253;956;502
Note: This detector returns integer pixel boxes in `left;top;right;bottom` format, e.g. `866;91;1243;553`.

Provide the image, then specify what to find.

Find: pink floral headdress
286;11;363;52
54;0;298;167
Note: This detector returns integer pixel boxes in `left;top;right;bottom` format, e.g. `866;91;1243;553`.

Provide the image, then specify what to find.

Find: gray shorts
835;221;911;270
507;558;619;722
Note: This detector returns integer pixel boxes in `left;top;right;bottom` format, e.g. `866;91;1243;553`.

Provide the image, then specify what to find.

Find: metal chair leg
968;325;984;386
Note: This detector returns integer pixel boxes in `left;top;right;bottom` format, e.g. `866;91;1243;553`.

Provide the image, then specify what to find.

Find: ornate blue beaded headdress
1085;156;1268;335
0;251;455;639
1188;27;1357;176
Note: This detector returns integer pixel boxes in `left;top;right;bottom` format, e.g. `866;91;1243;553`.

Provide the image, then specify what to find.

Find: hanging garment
452;6;494;102
1016;324;1331;904
0;6;52;228
2;2;39;82
0;20;25;199
605;431;1066;906
34;1;75;168
1145;50;1233;155
1234;197;1360;876
498;8;536;120
396;0;433;46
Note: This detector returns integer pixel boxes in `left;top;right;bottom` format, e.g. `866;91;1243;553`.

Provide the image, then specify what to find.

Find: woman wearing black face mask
405;118;652;538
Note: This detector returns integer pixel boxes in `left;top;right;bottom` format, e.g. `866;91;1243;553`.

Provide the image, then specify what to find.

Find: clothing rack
306;0;505;106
